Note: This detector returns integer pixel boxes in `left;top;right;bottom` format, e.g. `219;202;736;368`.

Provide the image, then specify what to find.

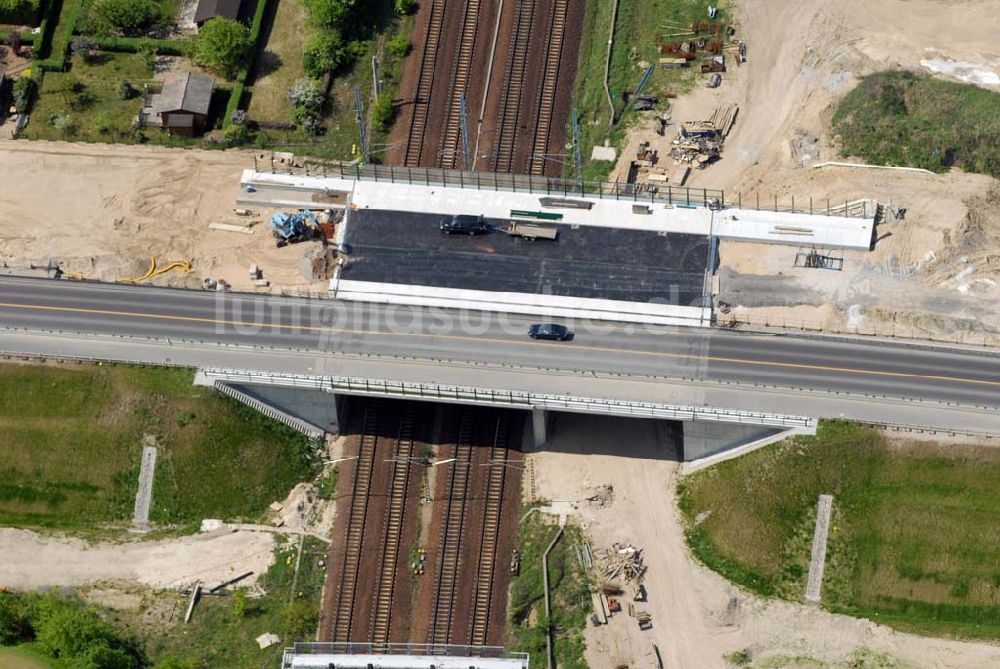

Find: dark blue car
528;323;572;341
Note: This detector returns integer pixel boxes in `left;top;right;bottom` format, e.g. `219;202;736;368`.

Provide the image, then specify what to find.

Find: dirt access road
0;141;324;292
0;527;277;590
530;414;1000;668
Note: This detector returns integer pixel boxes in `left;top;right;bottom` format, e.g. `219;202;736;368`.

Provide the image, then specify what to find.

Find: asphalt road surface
0;277;997;409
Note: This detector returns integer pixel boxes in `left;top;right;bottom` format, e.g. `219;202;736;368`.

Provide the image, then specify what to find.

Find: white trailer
504;222;559;241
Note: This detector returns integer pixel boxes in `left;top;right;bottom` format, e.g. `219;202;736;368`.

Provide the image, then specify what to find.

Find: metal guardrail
253;159;875;218
856;419;997;440
200;368;817;429
325;161;725;207
725;317;1000;350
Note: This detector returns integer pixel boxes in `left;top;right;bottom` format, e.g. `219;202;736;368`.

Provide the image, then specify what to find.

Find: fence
251;158;876;218
200;368;818;429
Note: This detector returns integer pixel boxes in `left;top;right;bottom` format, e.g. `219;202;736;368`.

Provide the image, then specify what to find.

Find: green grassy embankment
832;70;1000;177
0;362;317;532
678;421;1000;640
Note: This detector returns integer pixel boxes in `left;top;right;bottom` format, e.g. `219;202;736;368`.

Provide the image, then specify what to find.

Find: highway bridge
1;277;998;458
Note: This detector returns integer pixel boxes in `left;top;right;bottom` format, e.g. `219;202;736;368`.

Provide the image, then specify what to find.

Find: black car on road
440;214;490;235
528;323;572;341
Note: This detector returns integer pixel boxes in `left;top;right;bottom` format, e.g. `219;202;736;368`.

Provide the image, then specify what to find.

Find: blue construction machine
269;210;319;248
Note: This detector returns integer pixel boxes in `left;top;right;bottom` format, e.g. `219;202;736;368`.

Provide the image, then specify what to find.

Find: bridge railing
254;158;875;217
199;368;817;429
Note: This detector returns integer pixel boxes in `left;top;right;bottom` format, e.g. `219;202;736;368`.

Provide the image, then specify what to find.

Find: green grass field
246;0;307;121
833;71;1000;177
678;422;1000;640
570;0;731;180
0;362;317;531
22;53;152;142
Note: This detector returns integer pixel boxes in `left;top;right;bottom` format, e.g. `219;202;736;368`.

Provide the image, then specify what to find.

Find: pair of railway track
328;405;514;648
427;412;511;648
492;0;570;175
404;0;482;169
330;405;417;646
404;0;570;176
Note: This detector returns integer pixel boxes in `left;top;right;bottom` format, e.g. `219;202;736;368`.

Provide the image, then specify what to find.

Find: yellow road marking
1;301;998;388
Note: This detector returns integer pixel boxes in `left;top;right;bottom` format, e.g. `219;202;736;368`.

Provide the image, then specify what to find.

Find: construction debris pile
670;104;739;172
590;543;652;630
584;484;615;508
655;19;747;71
628;104;739;189
597;543;646;583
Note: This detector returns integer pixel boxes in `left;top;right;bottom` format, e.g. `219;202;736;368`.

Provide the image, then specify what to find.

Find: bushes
393;0;416;15
221;0;270;127
0;591;142;668
11;76;38;114
385;33;410;58
0;593;31;645
0;0;38;22
302;28;346;78
370;90;393;132
288;77;323;133
833;70;1000;178
300;0;360;77
193;17;252;79
89;0;160;36
301;0;354;28
223;79;245;126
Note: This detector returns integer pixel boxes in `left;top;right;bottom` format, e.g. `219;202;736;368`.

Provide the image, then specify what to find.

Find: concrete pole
532;408;548;448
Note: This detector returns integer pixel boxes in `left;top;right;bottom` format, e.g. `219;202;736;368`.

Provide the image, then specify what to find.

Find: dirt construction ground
0;527;277;590
0;141;327;293
530;414;1000;669
612;0;1000;341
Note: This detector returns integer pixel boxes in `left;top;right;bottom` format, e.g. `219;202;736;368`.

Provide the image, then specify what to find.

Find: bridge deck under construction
342;209;709;306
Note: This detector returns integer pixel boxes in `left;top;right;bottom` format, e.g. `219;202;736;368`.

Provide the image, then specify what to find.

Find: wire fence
249;156;876;218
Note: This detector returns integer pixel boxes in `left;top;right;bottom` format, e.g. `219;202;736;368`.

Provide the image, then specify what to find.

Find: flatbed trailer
504;221;559;241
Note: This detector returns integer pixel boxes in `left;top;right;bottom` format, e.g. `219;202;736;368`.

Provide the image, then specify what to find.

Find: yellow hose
120;256;192;283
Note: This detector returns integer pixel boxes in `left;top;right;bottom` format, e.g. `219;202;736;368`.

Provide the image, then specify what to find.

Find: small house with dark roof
194;0;242;27
148;72;214;136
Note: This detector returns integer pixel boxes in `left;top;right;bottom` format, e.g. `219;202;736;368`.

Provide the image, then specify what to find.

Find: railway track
331;406;380;642
369;405;416;648
490;0;536;173
403;0;447;166
427;413;476;647
529;0;569;176
469;413;510;646
439;0;482;169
